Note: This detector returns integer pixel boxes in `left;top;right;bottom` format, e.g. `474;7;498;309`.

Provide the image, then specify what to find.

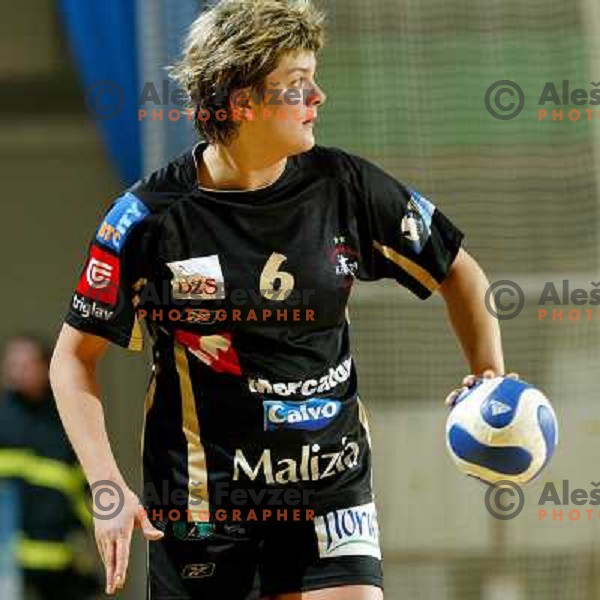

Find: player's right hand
94;486;164;595
444;369;520;408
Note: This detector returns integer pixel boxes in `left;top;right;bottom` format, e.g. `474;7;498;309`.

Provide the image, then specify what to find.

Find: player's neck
197;143;287;192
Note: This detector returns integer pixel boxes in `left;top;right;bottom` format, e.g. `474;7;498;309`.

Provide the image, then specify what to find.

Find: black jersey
64;143;463;547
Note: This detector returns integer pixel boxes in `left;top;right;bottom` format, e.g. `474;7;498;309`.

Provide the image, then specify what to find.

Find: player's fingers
136;506;164;541
105;538;117;595
114;530;133;591
481;369;496;379
444;387;464;408
94;533;105;565
461;374;477;387
506;371;520;379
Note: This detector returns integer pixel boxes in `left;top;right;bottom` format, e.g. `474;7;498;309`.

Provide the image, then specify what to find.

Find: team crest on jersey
167;255;226;301
76;246;120;306
175;330;242;376
329;236;359;286
401;189;435;254
96;192;149;253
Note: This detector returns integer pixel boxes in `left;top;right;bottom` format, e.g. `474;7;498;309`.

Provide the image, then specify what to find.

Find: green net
317;0;600;598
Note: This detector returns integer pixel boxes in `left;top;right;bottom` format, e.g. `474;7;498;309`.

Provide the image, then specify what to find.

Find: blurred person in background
0;334;101;600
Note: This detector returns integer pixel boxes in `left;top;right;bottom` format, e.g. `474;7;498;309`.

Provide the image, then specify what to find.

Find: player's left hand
444;369;520;408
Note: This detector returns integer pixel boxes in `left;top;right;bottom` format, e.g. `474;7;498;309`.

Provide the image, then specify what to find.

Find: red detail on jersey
76;246;120;306
328;242;359;289
175;330;242;377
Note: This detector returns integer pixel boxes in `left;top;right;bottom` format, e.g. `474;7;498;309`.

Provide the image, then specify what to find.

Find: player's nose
307;83;326;108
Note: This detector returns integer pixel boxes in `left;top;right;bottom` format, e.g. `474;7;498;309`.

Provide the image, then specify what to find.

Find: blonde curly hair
169;0;325;144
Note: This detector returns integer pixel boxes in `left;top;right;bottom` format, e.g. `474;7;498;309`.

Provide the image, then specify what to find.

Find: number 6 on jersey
260;253;295;301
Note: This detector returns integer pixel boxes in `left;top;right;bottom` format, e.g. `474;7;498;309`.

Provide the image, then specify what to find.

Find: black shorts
147;506;383;599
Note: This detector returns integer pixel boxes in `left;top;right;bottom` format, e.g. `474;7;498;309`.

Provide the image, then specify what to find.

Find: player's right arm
50;325;163;595
49;192;164;595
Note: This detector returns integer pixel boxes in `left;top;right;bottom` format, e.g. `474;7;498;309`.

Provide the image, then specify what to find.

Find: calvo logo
264;398;342;431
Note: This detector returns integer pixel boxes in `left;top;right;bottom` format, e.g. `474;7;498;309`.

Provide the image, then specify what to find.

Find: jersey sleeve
64;192;151;351
350;155;464;300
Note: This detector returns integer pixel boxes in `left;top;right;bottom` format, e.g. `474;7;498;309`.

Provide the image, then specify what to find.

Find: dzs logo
315;501;381;560
96;192;149;253
264;398;342;431
166;255;225;301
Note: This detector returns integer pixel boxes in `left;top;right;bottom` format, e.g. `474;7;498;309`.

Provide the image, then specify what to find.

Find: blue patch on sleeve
96;192;149;254
402;188;436;254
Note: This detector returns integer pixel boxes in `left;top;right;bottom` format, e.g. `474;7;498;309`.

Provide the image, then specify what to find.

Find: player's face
246;50;326;156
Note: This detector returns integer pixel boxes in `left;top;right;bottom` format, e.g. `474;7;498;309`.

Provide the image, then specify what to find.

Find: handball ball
445;377;558;485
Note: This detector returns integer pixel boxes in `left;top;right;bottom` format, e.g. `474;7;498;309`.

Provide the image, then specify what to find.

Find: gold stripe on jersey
373;241;439;293
357;397;375;491
357;397;372;449
175;343;210;522
140;371;157;455
127;317;144;351
129;280;146;352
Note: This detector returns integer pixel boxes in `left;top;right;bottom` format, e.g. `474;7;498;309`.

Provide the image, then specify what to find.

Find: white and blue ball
445;377;558;485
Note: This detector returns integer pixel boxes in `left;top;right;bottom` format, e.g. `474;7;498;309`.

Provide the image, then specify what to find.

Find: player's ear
228;86;255;120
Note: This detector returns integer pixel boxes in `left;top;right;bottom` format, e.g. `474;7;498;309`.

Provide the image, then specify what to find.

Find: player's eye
290;77;311;88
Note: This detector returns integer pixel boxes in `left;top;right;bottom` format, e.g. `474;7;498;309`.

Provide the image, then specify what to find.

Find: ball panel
448;424;533;475
533;404;557;472
480;378;532;429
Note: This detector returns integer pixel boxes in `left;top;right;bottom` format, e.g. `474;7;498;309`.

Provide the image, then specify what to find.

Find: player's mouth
302;116;317;127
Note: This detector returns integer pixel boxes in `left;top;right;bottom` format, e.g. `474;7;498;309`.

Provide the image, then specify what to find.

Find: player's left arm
346;151;518;402
437;248;517;405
